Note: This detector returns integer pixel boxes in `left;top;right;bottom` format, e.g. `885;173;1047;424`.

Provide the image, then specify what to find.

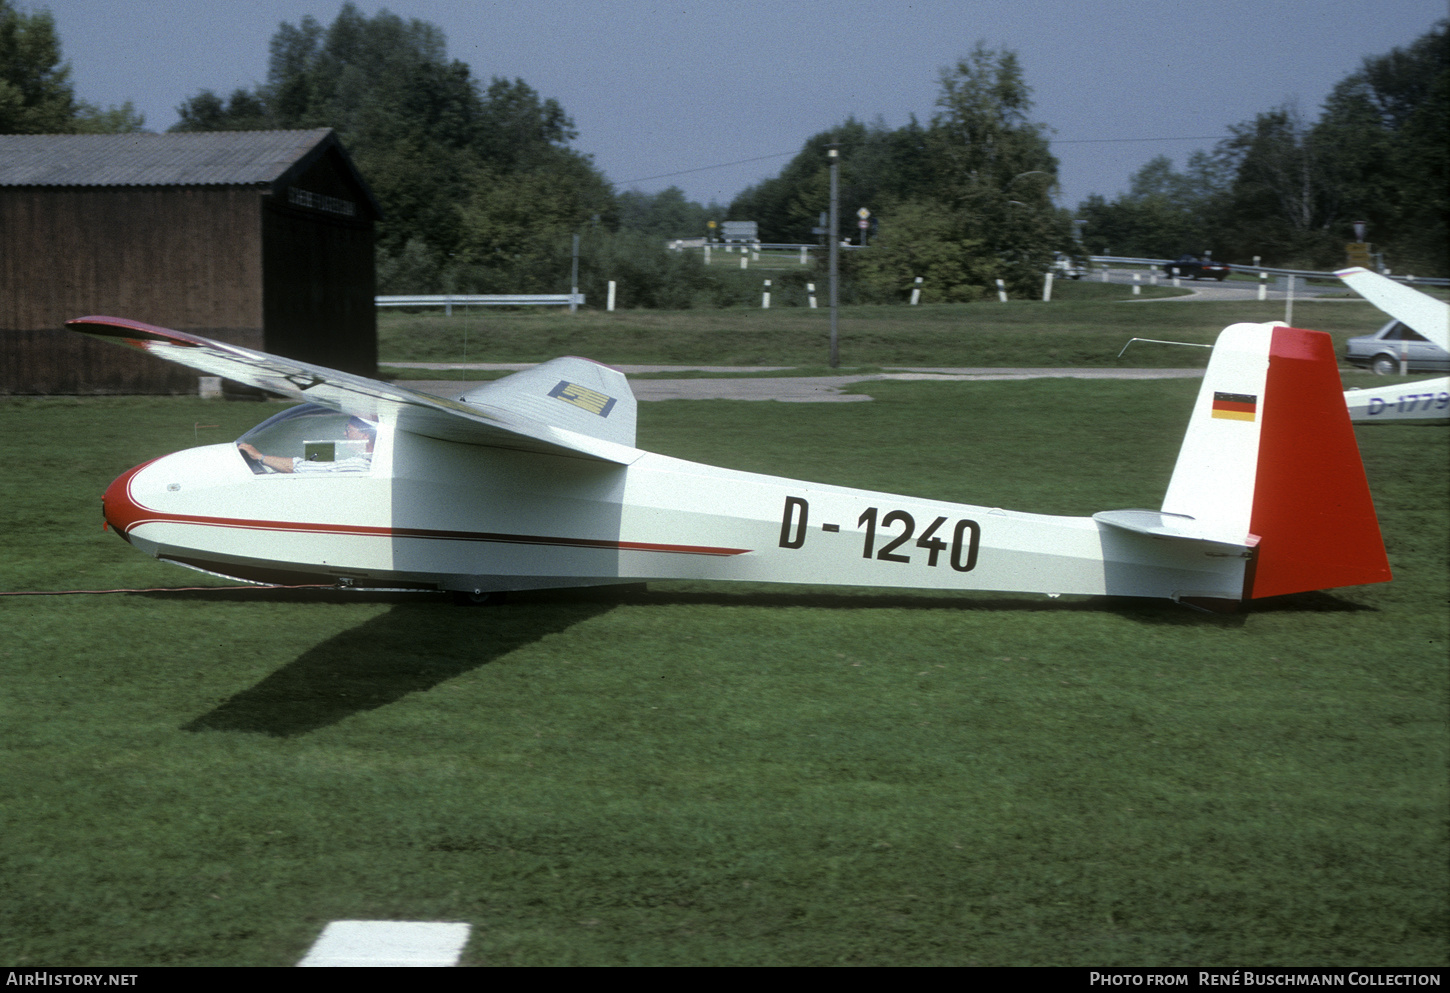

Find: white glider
1336;267;1449;424
70;316;1391;609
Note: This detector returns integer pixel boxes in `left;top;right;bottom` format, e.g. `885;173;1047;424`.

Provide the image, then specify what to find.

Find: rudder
1247;325;1390;598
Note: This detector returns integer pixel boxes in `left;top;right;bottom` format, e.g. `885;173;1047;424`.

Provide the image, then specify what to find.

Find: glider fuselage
104;427;1252;602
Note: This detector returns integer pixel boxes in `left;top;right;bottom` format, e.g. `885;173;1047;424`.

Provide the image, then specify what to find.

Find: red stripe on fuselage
102;460;750;557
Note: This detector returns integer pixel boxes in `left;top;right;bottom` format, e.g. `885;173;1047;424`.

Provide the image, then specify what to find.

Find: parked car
1163;255;1231;281
1344;319;1450;375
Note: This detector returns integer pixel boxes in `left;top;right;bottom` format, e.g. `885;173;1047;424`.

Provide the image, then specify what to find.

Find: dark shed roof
0;129;381;215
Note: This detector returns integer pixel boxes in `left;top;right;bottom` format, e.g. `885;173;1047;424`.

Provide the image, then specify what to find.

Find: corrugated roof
0;129;340;187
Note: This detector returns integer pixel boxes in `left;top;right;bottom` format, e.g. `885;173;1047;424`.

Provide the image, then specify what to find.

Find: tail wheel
453;590;507;606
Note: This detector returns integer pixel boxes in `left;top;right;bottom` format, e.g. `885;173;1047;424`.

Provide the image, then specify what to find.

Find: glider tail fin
1161;323;1391;600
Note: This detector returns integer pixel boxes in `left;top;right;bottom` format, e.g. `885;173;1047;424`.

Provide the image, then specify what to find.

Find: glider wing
66;316;641;464
1335;267;1449;350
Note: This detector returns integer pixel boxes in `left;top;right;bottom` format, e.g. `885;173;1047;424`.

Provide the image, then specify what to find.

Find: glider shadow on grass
178;583;1369;736
183;595;616;737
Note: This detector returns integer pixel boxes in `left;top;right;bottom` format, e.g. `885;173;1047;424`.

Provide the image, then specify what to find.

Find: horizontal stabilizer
66;316;641;465
1093;509;1255;550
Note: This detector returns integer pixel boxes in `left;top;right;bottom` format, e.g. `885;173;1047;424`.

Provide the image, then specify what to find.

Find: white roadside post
807;282;818;308
570;234;580;313
800;246;808;264
910;276;923;306
1043;270;1054;302
1258;271;1267;301
740;255;747;270
1284;275;1295;326
996;278;1008;303
1133;272;1141;296
607;280;617;312
762;279;771;309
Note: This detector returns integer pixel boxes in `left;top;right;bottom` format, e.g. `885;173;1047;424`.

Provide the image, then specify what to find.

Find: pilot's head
345;416;378;449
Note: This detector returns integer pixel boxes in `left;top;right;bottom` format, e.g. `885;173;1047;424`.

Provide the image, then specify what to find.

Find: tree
930;44;1056;197
1075;22;1446;274
172;3;618;290
1211;103;1336;264
1077;153;1227;258
1312;21;1447;274
0;0;142;133
173;89;271;131
455;156;613;292
730;46;1073;298
854;200;993;303
616;187;719;240
0;1;72;132
730;117;941;244
925;43;1072;294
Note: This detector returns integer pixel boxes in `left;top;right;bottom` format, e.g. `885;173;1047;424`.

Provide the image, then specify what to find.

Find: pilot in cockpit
238;415;376;473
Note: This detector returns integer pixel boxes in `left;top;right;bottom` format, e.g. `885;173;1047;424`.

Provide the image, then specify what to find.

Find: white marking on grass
298;920;471;967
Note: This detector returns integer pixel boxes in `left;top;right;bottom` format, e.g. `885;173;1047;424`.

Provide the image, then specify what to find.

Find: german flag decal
1212;391;1258;421
548;380;617;417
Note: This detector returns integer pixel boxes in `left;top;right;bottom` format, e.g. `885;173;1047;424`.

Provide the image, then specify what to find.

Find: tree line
1078;22;1446;276
730;23;1447;284
0;1;143;132
5;0;1445;306
727;43;1072;302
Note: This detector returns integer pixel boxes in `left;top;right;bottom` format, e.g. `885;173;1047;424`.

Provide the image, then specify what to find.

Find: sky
45;0;1448;213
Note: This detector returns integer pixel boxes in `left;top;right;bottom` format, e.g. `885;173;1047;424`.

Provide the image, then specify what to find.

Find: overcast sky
46;0;1448;212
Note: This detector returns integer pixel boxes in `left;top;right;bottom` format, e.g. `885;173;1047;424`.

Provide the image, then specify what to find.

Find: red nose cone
102;459;158;538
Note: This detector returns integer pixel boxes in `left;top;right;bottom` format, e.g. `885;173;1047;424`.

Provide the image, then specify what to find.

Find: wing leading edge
66;316;641;465
1335;267;1450;350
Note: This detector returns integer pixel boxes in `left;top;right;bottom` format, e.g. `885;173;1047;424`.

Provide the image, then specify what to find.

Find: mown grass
1;368;1444;966
378;295;1391;370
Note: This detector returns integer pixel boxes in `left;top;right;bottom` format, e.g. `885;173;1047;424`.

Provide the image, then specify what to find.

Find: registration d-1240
778;496;980;571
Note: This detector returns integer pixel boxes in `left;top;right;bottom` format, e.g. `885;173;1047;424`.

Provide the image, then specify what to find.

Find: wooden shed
0;129;381;394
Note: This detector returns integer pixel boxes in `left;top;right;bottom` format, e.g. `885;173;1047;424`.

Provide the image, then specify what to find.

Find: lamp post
828;146;839;369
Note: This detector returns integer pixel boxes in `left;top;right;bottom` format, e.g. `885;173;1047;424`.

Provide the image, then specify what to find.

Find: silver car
1344;320;1450;375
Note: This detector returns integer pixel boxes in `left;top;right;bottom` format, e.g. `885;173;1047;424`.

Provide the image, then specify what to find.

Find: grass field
2;303;1446;966
376;292;1393;370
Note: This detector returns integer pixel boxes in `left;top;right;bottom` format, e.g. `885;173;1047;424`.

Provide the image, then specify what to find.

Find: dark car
1163;255;1231;281
1343;319;1450;375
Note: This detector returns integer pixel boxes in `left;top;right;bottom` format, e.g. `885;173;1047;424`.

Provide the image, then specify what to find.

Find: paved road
399;365;1206;403
1094;268;1350;302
